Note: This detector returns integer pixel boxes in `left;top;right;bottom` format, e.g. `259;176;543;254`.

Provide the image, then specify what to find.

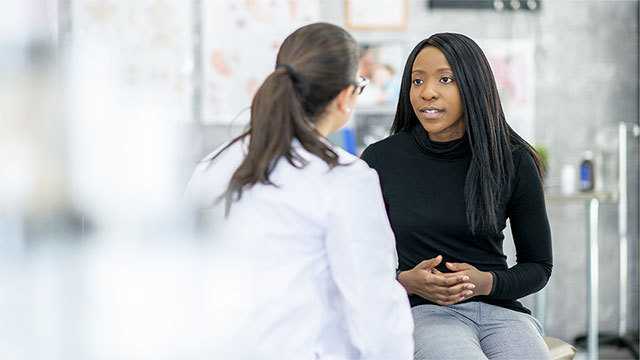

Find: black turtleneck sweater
361;125;552;314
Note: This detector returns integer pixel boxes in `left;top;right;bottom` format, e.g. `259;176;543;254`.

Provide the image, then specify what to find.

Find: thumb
416;255;442;270
446;262;471;271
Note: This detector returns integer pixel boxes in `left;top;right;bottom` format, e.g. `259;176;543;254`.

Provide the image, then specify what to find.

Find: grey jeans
412;302;551;360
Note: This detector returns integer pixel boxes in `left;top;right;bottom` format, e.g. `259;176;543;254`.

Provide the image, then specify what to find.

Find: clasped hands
397;255;493;306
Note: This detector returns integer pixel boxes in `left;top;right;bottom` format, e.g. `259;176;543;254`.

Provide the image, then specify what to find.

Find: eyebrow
412;67;452;74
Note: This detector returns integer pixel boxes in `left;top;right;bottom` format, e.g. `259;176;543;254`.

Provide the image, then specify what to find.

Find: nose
420;80;438;101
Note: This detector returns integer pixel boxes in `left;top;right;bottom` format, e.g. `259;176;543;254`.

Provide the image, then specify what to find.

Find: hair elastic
276;63;298;82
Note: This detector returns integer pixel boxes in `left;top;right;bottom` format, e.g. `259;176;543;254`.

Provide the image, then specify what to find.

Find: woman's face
409;46;464;142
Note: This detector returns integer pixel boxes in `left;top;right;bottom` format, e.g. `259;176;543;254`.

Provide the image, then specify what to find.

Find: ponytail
208;22;359;215
220;65;340;215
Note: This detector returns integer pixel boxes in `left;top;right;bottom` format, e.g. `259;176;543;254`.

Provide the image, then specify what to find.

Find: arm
324;163;413;360
490;150;553;300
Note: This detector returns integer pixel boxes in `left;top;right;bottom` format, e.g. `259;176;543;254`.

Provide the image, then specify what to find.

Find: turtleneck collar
411;124;470;160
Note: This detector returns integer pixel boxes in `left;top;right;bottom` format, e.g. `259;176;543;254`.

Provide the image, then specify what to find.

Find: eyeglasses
352;76;369;95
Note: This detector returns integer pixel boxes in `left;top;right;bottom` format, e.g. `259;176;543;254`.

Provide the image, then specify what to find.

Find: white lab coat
185;138;414;360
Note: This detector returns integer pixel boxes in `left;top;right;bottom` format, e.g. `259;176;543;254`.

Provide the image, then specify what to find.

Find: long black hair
212;23;359;214
391;33;543;234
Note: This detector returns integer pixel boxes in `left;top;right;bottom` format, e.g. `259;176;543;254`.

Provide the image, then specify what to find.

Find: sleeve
323;163;414;360
489;150;553;300
360;143;392;219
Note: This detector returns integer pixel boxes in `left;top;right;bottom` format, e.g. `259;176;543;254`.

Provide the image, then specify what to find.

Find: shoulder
365;131;413;153
361;131;413;165
290;142;378;184
316;147;382;196
511;144;529;162
286;145;382;215
333;146;379;181
185;140;244;206
510;145;539;177
508;145;543;198
195;140;244;176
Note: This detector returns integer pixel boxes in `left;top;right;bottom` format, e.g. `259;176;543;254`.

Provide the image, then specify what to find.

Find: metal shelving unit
545;122;639;360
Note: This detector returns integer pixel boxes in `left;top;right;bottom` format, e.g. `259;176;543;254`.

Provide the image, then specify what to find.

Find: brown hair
212;22;360;214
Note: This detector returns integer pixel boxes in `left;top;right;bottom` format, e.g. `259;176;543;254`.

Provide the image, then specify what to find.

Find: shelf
545;191;618;204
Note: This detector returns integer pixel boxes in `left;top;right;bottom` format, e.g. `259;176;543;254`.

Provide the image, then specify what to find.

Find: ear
335;85;357;114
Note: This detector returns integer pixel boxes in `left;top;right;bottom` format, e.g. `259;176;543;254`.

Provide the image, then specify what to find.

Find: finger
459;290;475;300
446;294;474;305
434;293;454;304
415;255;442;270
442;289;475;304
437;299;455;306
445;262;472;271
415;283;474;302
431;272;469;286
448;282;476;294
430;284;469;298
441;271;471;282
438;292;469;306
424;283;475;305
441;297;463;306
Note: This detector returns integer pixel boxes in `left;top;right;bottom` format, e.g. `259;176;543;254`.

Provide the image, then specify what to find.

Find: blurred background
0;0;638;359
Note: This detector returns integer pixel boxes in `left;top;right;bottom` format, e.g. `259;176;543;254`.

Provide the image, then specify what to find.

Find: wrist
397;271;413;295
481;271;494;296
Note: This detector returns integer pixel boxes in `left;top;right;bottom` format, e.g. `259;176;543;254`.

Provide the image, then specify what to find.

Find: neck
426;123;465;142
429;132;464;142
315;114;336;137
412;124;470;160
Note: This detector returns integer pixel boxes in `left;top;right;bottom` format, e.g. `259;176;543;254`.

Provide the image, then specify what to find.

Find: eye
412;78;423;86
440;76;454;84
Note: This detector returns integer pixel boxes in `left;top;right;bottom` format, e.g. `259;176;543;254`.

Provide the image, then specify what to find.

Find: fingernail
465;291;473;296
462;276;470;281
468;284;476;289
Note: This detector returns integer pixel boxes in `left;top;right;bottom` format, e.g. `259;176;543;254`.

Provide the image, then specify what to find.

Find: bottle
579;151;594;192
561;164;577;195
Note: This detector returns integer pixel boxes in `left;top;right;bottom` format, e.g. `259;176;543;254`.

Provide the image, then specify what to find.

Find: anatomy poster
202;0;319;124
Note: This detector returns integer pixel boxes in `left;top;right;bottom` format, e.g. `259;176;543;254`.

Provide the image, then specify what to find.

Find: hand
443;262;493;297
397;255;477;306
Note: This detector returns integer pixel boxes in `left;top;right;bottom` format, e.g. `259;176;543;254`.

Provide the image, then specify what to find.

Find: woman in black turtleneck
361;34;552;359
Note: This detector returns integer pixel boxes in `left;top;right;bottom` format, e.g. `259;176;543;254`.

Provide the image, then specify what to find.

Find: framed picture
344;0;408;31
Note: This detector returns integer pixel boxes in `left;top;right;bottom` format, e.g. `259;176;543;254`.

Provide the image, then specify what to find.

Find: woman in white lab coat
186;23;413;359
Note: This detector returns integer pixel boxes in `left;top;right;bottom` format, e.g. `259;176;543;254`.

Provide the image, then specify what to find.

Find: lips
418;106;445;119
